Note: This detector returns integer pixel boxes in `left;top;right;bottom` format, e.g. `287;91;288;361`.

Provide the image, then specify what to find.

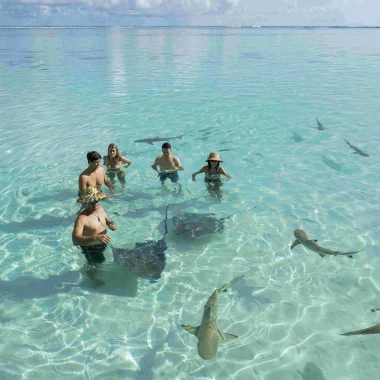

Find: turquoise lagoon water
0;27;380;379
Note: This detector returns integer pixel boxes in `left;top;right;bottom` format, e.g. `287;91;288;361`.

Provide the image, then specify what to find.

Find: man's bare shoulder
75;213;88;223
96;166;106;174
79;169;90;178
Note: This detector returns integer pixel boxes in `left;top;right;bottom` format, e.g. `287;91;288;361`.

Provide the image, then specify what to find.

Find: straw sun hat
205;152;223;162
77;186;107;204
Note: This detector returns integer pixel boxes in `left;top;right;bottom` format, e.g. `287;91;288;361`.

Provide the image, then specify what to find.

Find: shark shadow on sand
0;214;74;233
112;206;169;280
296;362;326;380
0;266;138;301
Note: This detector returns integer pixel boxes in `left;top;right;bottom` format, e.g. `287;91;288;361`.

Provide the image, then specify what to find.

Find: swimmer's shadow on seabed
0;265;140;301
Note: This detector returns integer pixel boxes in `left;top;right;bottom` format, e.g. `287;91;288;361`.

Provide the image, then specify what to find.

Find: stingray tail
163;205;169;236
225;207;257;220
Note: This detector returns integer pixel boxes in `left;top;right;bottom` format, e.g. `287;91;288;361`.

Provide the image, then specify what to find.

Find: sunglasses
89;200;99;205
209;160;218;163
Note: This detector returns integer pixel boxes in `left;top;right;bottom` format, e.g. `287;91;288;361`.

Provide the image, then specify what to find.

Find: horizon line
0;25;379;28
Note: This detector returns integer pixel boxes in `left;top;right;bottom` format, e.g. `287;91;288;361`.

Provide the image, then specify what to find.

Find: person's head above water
107;143;121;159
205;152;223;163
87;151;102;163
206;152;223;170
162;142;172;156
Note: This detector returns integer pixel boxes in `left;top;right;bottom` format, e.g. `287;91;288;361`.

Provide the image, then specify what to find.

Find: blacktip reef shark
134;134;185;145
181;275;244;360
316;118;325;130
341;323;380;336
343;138;369;157
341;309;380;336
291;229;363;258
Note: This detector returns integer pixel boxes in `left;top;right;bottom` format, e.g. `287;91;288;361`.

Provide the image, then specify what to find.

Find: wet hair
207;161;220;172
162;142;171;150
107;143;122;160
87;151;102;163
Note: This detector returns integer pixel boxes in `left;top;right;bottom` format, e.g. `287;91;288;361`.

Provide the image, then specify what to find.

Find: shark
341;323;380;336
316;118;325;130
134;135;185;145
112;206;169;280
181;275;244;360
290;229;363;258
343;138;369;157
291;132;305;142
341;309;380;336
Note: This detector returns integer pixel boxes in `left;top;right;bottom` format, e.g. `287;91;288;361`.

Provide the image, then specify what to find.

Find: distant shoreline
0;25;379;29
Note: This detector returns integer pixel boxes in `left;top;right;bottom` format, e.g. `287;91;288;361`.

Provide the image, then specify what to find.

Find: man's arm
103;170;115;194
151;157;160;172
104;212;117;231
174;156;184;171
72;216;111;246
72;217;95;246
78;175;87;193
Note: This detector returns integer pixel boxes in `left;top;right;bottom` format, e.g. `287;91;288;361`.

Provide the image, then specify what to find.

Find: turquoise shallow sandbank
0;27;379;379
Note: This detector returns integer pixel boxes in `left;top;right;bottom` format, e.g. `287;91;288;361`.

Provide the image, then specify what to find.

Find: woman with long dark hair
191;152;231;201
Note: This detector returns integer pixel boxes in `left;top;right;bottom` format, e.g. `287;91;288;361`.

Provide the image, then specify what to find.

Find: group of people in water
72;142;231;264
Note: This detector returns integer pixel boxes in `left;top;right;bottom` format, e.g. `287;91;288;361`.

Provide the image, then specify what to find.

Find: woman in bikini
192;152;231;200
103;143;132;184
192;152;231;182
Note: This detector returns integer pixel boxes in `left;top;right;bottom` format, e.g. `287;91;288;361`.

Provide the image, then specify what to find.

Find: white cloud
0;0;379;25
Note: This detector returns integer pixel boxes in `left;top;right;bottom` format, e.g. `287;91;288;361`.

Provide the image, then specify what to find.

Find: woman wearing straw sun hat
192;152;231;182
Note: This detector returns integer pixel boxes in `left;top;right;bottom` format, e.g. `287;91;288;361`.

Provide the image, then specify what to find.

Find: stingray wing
112;239;167;279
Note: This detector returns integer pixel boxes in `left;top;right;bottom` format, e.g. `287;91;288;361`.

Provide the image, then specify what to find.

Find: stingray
172;211;243;240
112;206;168;280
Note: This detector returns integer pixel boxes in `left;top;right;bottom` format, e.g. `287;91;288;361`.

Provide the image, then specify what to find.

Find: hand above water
96;233;111;244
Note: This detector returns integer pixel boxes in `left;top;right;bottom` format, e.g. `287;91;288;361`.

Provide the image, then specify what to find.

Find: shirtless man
72;193;117;264
151;142;184;183
78;151;114;196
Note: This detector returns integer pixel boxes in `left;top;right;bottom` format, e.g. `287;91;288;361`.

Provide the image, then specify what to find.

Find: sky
0;0;379;27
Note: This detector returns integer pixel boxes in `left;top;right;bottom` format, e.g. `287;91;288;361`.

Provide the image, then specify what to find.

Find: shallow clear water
0;26;380;379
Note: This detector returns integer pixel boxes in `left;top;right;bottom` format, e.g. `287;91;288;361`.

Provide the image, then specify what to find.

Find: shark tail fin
181;325;199;336
290;240;301;249
347;247;365;256
217;275;244;294
217;328;238;340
